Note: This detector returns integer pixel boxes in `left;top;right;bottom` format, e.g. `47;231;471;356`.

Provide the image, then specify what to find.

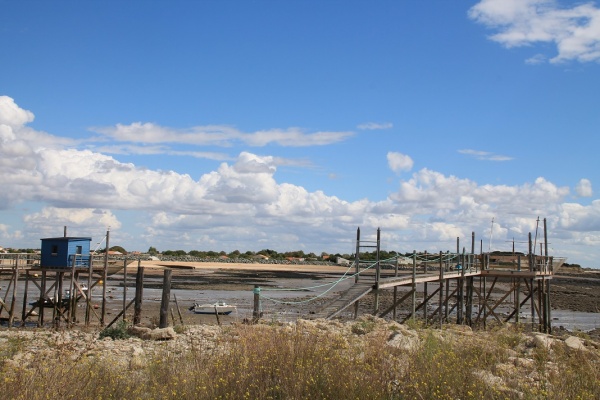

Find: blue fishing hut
40;237;92;268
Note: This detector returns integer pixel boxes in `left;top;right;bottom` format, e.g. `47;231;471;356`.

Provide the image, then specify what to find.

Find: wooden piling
159;269;172;328
133;264;144;325
21;270;30;325
353;227;360;319
438;252;444;327
411;250;416;320
122;258;128;322
253;285;261;321
101;229;109;326
85;255;93;326
8;259;19;327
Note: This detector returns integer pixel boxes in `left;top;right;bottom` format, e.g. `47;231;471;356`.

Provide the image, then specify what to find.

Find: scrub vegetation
0;318;598;399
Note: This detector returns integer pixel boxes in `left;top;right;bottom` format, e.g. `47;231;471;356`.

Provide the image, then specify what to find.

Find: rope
260;257;391;306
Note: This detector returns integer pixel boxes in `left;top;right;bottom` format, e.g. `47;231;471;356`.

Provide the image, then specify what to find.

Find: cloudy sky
0;0;598;266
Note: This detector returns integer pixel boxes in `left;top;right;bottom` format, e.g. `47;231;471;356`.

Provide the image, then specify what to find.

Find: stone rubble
0;316;598;396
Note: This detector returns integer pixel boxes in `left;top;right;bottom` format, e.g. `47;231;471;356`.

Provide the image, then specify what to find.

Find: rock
128;326;152;338
564;335;586;351
387;330;419;352
127;325;176;340
532;333;554;349
142;327;177;341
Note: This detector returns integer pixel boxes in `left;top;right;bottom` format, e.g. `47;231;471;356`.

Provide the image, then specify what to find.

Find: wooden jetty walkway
310;222;563;333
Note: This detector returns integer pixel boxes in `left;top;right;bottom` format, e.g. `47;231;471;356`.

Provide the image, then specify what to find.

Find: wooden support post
213;305;221;326
546;279;552;333
21;270;30;325
39;270;46;327
133;264;144;325
541;278;548;333
445;276;450;323
55;272;64;328
8;259;19;327
354;227;360;319
466;276;474;326
482;258;487;328
69;255;77;325
0;271;14;316
122;258;128;322
174;294;184;325
438;251;444;328
423;282;428;324
105;300;135;329
457;251;465;324
101;229;109;326
411;250;416;320
530;278;535;331
253;285;261;321
85;255;93;326
159;269;172;328
374;228;381;314
538;279;543;332
393;253;399;320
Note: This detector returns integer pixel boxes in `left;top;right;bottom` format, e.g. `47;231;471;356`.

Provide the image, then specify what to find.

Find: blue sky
0;0;599;266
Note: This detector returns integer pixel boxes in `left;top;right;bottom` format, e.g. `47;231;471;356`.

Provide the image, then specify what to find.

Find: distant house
40;237;92;268
336;257;350;266
397;257;413;267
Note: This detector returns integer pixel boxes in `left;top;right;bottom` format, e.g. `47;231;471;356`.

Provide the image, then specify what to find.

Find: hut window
76;245;82;255
51;245;58;256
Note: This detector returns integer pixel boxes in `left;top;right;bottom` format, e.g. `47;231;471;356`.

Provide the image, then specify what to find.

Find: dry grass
0;322;598;399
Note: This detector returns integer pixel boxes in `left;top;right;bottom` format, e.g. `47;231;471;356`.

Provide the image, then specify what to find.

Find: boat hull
192;304;236;315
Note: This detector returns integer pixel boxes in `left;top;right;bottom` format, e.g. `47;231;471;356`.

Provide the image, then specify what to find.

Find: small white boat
191;301;236;315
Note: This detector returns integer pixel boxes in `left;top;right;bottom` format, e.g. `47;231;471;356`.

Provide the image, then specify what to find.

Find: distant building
336;257;350;266
397;257;413;267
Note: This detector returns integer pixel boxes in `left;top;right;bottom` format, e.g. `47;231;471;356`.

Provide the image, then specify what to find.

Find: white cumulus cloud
576;178;593;197
387;152;414;174
1;96;599;266
469;0;600;63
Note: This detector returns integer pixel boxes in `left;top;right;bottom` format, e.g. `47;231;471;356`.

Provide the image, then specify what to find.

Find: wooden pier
0;253;142;328
311;222;563;333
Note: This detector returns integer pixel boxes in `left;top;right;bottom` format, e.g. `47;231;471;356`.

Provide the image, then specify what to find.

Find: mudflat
110;261;600;323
